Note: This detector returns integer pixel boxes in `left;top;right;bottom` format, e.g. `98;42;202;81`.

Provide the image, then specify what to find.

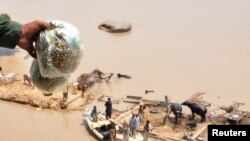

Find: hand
18;20;51;58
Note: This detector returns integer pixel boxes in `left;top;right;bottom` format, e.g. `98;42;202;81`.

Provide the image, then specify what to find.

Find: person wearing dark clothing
105;98;112;120
143;120;152;141
0;14;51;58
62;86;69;102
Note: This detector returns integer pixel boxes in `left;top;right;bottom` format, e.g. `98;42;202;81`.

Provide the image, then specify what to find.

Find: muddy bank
0;81;94;110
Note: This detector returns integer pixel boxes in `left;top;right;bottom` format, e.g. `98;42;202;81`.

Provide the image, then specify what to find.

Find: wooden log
191;123;209;140
126;95;142;99
150;132;182;141
64;94;82;106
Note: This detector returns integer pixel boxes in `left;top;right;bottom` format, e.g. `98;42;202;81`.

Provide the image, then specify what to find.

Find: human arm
0;14;22;49
0;14;51;58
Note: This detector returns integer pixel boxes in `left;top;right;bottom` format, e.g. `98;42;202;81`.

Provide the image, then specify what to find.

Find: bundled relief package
30;61;69;94
35;20;83;78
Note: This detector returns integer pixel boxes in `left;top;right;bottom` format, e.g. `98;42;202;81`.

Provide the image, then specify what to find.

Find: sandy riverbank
0;81;94;110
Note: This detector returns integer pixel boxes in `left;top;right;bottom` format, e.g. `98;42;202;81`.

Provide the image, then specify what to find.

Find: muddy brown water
0;0;250;140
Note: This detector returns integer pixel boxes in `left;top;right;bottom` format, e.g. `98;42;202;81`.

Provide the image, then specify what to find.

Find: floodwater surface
0;0;250;140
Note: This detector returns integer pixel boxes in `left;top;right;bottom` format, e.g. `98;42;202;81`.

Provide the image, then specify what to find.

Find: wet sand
1;0;250;140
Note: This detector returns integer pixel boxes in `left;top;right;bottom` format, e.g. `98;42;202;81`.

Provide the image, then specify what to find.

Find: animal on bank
0;72;15;82
182;101;207;122
23;74;33;86
186;120;197;131
168;103;182;124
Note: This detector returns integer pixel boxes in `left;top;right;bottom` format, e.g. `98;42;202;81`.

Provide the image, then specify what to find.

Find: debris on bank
97;95;123;104
123;95;161;106
0;81;94;110
98;21;132;33
92;93;249;141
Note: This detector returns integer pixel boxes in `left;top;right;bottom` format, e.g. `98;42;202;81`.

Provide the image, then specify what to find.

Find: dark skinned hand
17;20;51;58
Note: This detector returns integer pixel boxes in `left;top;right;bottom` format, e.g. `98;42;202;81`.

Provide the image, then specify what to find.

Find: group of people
122;119;152;141
90;100;152;141
127;105;152;141
90;98;112;122
120;105;151;141
116;104;152;141
128;105;146;138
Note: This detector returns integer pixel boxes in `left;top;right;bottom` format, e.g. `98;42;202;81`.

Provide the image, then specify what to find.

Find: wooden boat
123;96;142;103
86;116;108;140
123;95;161;106
97;95;123;104
86;115;143;141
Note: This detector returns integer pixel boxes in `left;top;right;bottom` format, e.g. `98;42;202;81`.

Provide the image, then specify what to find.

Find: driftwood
186;92;211;107
98;21;131;33
77;69;114;89
60;94;82;109
123;95;160;106
145;90;154;94
220;101;245;113
191;125;208;140
150;132;182;141
97;95;123;104
117;73;132;79
77;69;132;90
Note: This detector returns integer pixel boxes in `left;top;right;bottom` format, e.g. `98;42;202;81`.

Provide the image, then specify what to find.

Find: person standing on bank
122;120;129;141
143;120;152;141
105;98;112;120
81;84;86;98
0;14;51;58
129;113;137;138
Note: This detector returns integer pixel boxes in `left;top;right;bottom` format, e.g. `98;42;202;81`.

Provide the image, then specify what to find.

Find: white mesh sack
35;20;83;78
30;60;69;94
